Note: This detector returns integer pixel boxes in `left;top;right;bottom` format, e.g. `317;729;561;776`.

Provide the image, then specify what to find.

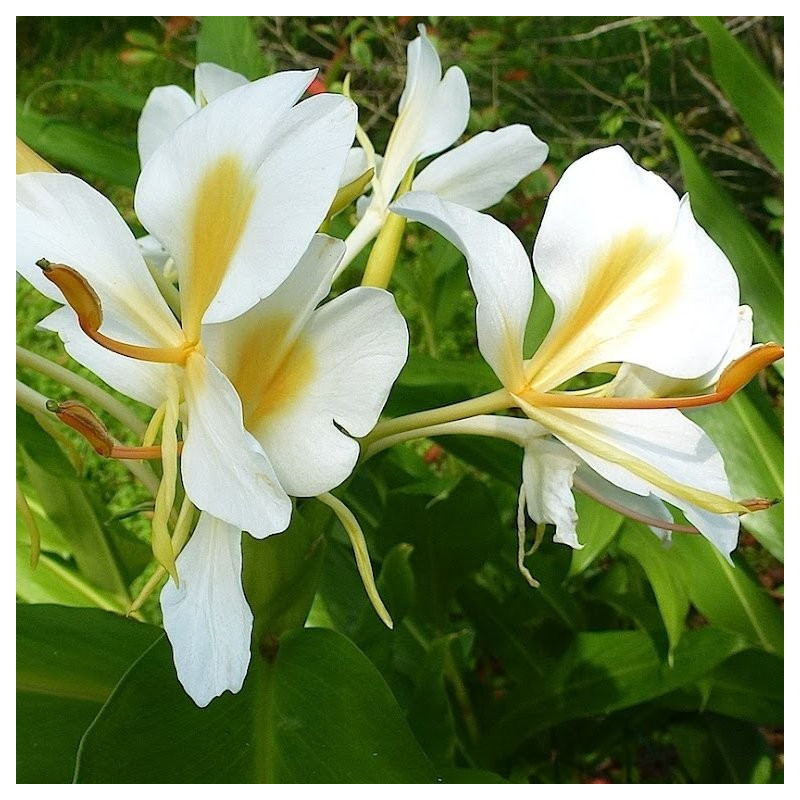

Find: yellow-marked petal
182;155;256;341
327;167;375;219
525;228;682;392
317;492;393;629
515;394;747;515
231;315;316;428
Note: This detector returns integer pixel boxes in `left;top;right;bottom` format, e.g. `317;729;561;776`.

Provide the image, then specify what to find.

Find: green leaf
17;410;149;598
692;16;784;172
17;101;139;186
197;17;266;80
75;628;438;783
618;524;690;658
440;767;509;783
688;391;784;560
241;503;327;642
568;493;624;576
659;114;783;354
17;605;161;783
668;535;783;656
481;626;744;761
671;714;773;783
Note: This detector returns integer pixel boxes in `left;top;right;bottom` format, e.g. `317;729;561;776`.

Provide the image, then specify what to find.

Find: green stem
362;388;513;450
16;345;146;437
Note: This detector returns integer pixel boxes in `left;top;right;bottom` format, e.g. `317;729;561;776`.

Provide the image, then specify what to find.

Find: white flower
17;71;409;705
337;26;549;275
393;145;781;559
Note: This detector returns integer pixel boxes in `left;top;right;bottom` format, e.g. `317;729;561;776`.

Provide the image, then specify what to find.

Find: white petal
181;353;292;538
203;234;344;380
527;146;739;390
39;308;172;408
414;125;548;210
249;288;409;496
194;62;249;105
393;191;532;390
137;85;196;167
160;513;252;708
612;305;755;398
137;234;171;273
522;438;582;548
340;147;370;186
525;405;740;558
379;32;469;204
135;77;356;335
16;173;182;348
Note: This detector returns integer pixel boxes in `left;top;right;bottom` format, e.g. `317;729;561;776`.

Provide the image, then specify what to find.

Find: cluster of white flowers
16;28;780;707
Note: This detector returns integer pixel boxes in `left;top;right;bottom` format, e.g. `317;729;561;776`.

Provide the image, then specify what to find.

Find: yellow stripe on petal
231;315;316;428
524;228;682;392
183;155;256;341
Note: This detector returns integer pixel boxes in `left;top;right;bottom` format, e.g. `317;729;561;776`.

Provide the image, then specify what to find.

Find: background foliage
17;16;783;783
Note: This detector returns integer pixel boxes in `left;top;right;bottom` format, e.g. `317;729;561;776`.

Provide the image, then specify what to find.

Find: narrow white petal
250;288;409;497
393;191;532;390
137;85;196;167
414;125;548;210
194;62;249;105
16;173;182;347
340;147;370;187
160;513;252;708
522;438;582;548
527;405;740;558
527;146;739;390
137;234;170;273
181;353;292;538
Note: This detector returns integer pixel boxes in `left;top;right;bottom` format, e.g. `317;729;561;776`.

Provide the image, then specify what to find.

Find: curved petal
16;173;182;348
137;85;196;167
527;146;739;391
194;62;249;105
249;288;409;496
340;147;370;186
39;308;173;408
380;31;469;203
612;305;754;398
137;234;171;273
136;77;356;336
181;353;292;538
160;513;252;708
522;438;582;548
522;404;740;558
414;124;548;210
393;191;532;390
204;234;344;387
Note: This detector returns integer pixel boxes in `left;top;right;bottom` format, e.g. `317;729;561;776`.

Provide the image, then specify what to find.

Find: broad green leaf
659;114;783;354
618;524;690;658
197;17;266;80
75;628;438;783
395;354;498;393
379;477;504;623
668;535;783;656
481;626;744;761
692;16;784;172
17;410;149;597
662;650;783;726
17;605;161;784
17;101;139;187
241;503;327;642
440;768;509;783
568;493;624;577
671;714;773;783
688;391;784;561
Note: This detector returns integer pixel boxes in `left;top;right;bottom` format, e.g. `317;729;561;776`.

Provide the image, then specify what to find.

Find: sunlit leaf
197;17;266;80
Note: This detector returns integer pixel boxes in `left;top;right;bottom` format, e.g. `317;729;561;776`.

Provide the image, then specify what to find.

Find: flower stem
363;388;513;450
16;345;146;437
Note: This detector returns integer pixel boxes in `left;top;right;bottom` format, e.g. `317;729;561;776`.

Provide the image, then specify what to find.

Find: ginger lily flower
336;26;548;276
160;234;408;706
393;146;783;558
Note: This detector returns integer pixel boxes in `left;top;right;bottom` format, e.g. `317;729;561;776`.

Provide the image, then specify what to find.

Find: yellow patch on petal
182;155;256;341
231;315;316;428
524;228;682;392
